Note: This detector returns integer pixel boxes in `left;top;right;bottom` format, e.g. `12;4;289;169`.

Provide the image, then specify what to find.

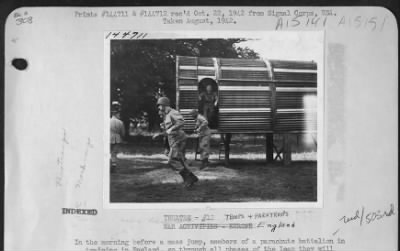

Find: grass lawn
110;137;317;203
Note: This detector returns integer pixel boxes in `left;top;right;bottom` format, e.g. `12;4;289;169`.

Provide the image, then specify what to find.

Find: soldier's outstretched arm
152;131;167;140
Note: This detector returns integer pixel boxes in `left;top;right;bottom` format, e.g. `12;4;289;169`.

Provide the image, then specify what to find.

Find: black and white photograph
107;33;323;204
4;5;398;250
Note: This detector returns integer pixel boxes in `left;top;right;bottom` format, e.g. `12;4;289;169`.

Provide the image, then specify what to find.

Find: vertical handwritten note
56;128;69;187
75;138;94;188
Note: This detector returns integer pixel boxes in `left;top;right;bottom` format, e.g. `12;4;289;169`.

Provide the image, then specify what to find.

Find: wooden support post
283;134;292;165
224;133;232;166
266;133;274;162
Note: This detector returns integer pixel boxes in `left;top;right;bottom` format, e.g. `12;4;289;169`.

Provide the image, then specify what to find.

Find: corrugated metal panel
181;113;196;131
275;110;317;132
219;111;272;132
198;57;214;66
219;90;271;108
176;56;318;134
220;58;266;67
197;69;215;76
269;60;317;70
179;56;197;66
273;72;317;82
220;70;270;80
178;90;198;109
178;79;198;86
179;69;197;78
275;81;317;88
269;58;318;132
276;92;311;109
219;80;270;87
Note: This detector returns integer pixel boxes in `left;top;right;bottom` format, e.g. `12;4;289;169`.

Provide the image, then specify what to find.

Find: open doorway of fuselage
198;78;219;129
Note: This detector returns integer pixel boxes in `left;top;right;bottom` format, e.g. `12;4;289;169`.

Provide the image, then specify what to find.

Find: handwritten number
310;17;320;26
130;32;138;39
368;17;377;31
122;31;130;38
15;16;32;25
105;31;148;40
105;32;112;39
380;17;387;31
292;16;300;27
354;16;361;28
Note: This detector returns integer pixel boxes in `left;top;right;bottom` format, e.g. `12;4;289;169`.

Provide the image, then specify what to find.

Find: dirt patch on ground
110;143;317;203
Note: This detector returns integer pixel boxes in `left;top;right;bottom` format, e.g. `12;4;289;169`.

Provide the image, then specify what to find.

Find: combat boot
179;168;198;188
185;171;199;188
179;168;189;184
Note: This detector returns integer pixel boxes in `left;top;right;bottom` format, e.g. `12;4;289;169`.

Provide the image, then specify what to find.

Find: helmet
189;109;198;117
157;97;170;106
111;101;121;112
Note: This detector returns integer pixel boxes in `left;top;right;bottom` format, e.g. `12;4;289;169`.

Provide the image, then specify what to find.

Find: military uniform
157;97;198;187
164;108;187;171
199;92;218;124
195;114;211;161
158;111;170;156
110;115;125;169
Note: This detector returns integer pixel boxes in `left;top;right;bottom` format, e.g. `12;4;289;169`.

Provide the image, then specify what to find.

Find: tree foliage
110;39;259;129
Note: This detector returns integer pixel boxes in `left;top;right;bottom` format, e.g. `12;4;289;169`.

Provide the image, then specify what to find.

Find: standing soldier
199;84;218;127
110;109;125;173
153;97;199;188
189;109;211;170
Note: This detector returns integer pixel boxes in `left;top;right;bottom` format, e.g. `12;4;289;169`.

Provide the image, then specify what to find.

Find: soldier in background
137;111;150;136
128;117;139;136
153;97;198;188
110;109;125;173
111;101;121;113
189;109;211;170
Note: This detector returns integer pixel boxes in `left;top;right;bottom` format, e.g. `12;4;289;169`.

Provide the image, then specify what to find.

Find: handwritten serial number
276;15;387;31
105;31;148;40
